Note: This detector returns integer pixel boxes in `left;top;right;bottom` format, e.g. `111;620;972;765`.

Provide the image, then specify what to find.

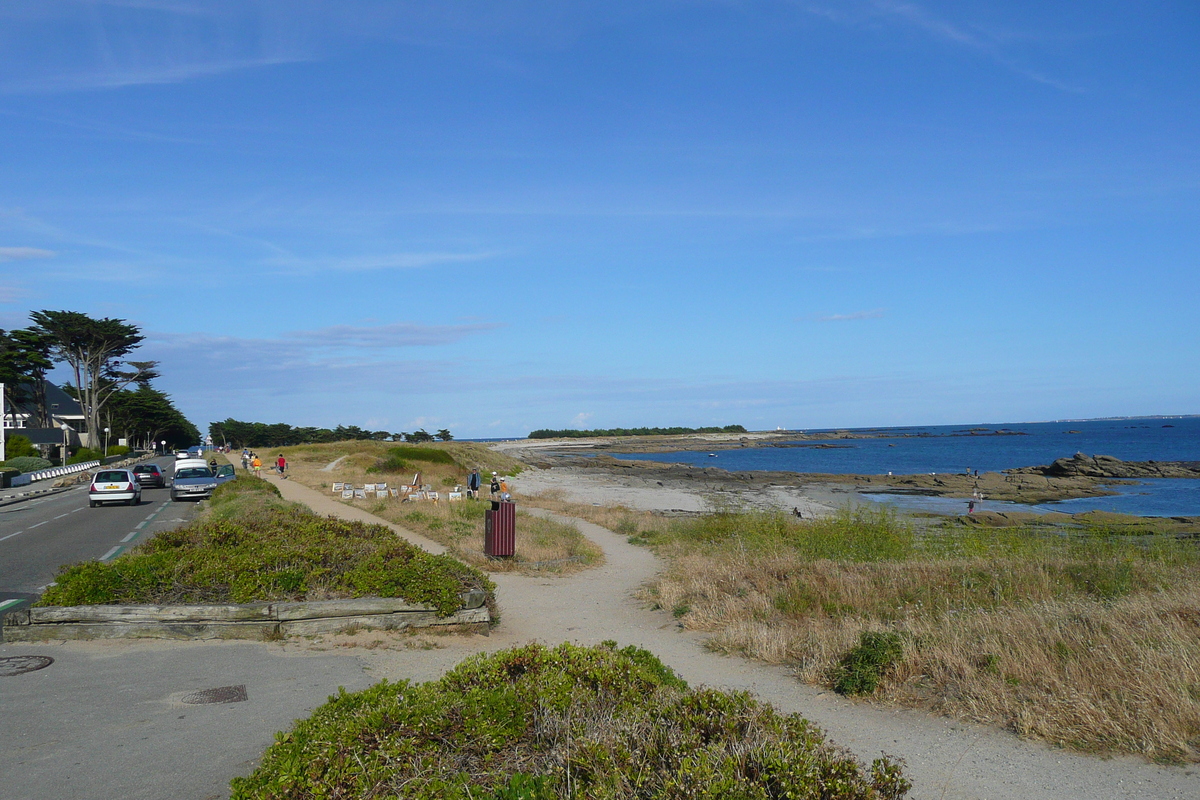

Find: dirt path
265;472;1198;800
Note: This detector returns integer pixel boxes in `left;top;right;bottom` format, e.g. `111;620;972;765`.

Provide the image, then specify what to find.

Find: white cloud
0;1;316;94
571;412;593;427
288;321;505;348
266;251;498;274
817;309;885;322
0;247;56;262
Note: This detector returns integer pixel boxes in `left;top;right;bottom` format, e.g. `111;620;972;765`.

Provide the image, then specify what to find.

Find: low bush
107;445;130;457
834;632;904;696
2;455;52;474
67;447;102;465
230;642;909;800
3;434;38;459
38;476;494;614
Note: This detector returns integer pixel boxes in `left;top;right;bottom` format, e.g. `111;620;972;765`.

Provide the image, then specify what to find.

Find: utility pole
1;382;6;462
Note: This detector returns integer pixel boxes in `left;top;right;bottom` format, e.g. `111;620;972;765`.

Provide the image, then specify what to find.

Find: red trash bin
485;500;516;557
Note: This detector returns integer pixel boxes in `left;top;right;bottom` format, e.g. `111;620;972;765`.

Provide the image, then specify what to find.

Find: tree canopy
29;310;158;437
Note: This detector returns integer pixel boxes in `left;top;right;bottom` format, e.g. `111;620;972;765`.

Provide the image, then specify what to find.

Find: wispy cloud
0;247;56;262
817;309;885;322
266;251;498;274
0;286;29;303
803;0;1085;93
289;321;504;348
0;2;316;94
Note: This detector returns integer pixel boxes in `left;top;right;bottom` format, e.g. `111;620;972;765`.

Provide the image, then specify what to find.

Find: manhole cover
0;655;54;676
180;684;248;705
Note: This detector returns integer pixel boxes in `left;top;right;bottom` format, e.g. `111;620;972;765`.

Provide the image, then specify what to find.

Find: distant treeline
209;418;451;449
528;425;747;439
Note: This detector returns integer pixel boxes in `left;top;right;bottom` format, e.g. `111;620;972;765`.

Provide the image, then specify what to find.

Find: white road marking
71;507;84;513
54;513;70;520
0;530;24;542
99;546;122;561
121;531;139;543
135;521;148;529
0;598;23;612
28;521;47;529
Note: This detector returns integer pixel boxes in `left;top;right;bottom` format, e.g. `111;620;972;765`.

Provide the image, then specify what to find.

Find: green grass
38;476;494;615
230;642;910;800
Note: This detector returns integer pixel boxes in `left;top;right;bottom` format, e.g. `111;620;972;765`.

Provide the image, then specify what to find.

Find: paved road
0;458;204;611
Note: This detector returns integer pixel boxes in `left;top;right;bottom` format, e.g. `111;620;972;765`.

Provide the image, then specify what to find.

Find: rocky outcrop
1010;453;1200;479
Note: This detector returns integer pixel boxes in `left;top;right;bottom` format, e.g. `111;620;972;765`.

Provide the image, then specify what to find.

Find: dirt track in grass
258;468;1197;800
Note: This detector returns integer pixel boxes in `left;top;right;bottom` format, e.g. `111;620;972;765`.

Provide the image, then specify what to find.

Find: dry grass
638;507;1200;762
272;442;602;575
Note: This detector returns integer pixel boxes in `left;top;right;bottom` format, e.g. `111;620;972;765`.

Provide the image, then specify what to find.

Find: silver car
89;469;142;507
171;466;218;502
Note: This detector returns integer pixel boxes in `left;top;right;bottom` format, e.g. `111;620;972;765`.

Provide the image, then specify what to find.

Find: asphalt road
0;458;205;611
0;457;379;800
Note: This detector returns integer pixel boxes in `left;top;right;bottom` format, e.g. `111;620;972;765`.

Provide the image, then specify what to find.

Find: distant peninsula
529;425;747;439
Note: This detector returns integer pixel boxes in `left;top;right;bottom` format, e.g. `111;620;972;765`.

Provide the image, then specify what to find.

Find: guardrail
10;460;102;488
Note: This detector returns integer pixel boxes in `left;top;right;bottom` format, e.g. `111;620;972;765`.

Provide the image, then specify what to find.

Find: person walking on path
467;468;481;499
489;471;501;499
251;455;262;477
276;454;287;478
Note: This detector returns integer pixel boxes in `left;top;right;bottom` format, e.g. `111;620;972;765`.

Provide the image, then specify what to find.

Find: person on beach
490;472;500;498
467;468;481;499
251;455;262;477
276;454;287;477
499;476;510;501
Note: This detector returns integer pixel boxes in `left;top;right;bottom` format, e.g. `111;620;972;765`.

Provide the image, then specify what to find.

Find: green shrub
3;434;37;459
107;445;130;457
385;445;456;464
3;455;52;474
67;447;102;465
230;642;909;800
366;444;456;473
38;475;493;613
834;631;904;696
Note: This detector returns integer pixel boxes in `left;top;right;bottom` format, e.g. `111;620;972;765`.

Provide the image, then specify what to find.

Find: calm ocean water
608;417;1200;516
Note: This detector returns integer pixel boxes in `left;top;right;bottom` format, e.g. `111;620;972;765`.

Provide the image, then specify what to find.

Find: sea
608;416;1200;517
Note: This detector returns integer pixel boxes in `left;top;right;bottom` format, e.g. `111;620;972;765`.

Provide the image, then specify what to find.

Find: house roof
4;380;84;419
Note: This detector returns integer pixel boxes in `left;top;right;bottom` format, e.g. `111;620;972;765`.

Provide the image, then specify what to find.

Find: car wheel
89;500;98;508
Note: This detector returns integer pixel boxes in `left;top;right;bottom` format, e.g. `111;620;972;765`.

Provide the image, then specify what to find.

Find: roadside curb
0;485;76;508
1;591;490;642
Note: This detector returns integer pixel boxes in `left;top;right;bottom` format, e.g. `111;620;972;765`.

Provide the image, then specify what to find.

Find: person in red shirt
276;454;287;478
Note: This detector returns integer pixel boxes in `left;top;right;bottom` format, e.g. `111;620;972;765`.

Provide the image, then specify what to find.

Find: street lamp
104;427;110;458
60;422;70;466
161;440;166;456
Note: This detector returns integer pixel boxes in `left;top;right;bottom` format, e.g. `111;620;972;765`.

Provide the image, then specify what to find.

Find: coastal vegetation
273;441;603;575
229;641;910;800
651;508;1200;762
529;425;747;439
38;476;494;616
522;496;1200;762
210;418;453;449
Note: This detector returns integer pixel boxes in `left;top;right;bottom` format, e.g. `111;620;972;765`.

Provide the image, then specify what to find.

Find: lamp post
161;440;166;457
104;427;110;458
60;422;70;466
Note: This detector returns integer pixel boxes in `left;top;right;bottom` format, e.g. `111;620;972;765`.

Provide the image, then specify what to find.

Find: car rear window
96;471;129;482
133;465;157;473
175;468;213;479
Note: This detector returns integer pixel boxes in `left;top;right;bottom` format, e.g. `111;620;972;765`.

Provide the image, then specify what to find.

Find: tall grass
640;507;1200;762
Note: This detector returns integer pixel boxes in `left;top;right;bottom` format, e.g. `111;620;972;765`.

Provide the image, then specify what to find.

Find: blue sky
1;1;1197;438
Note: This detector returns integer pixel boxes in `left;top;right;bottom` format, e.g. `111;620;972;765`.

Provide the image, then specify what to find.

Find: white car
89;469;142;507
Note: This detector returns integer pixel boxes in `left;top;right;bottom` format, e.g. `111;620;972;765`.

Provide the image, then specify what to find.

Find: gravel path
269;473;1199;800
